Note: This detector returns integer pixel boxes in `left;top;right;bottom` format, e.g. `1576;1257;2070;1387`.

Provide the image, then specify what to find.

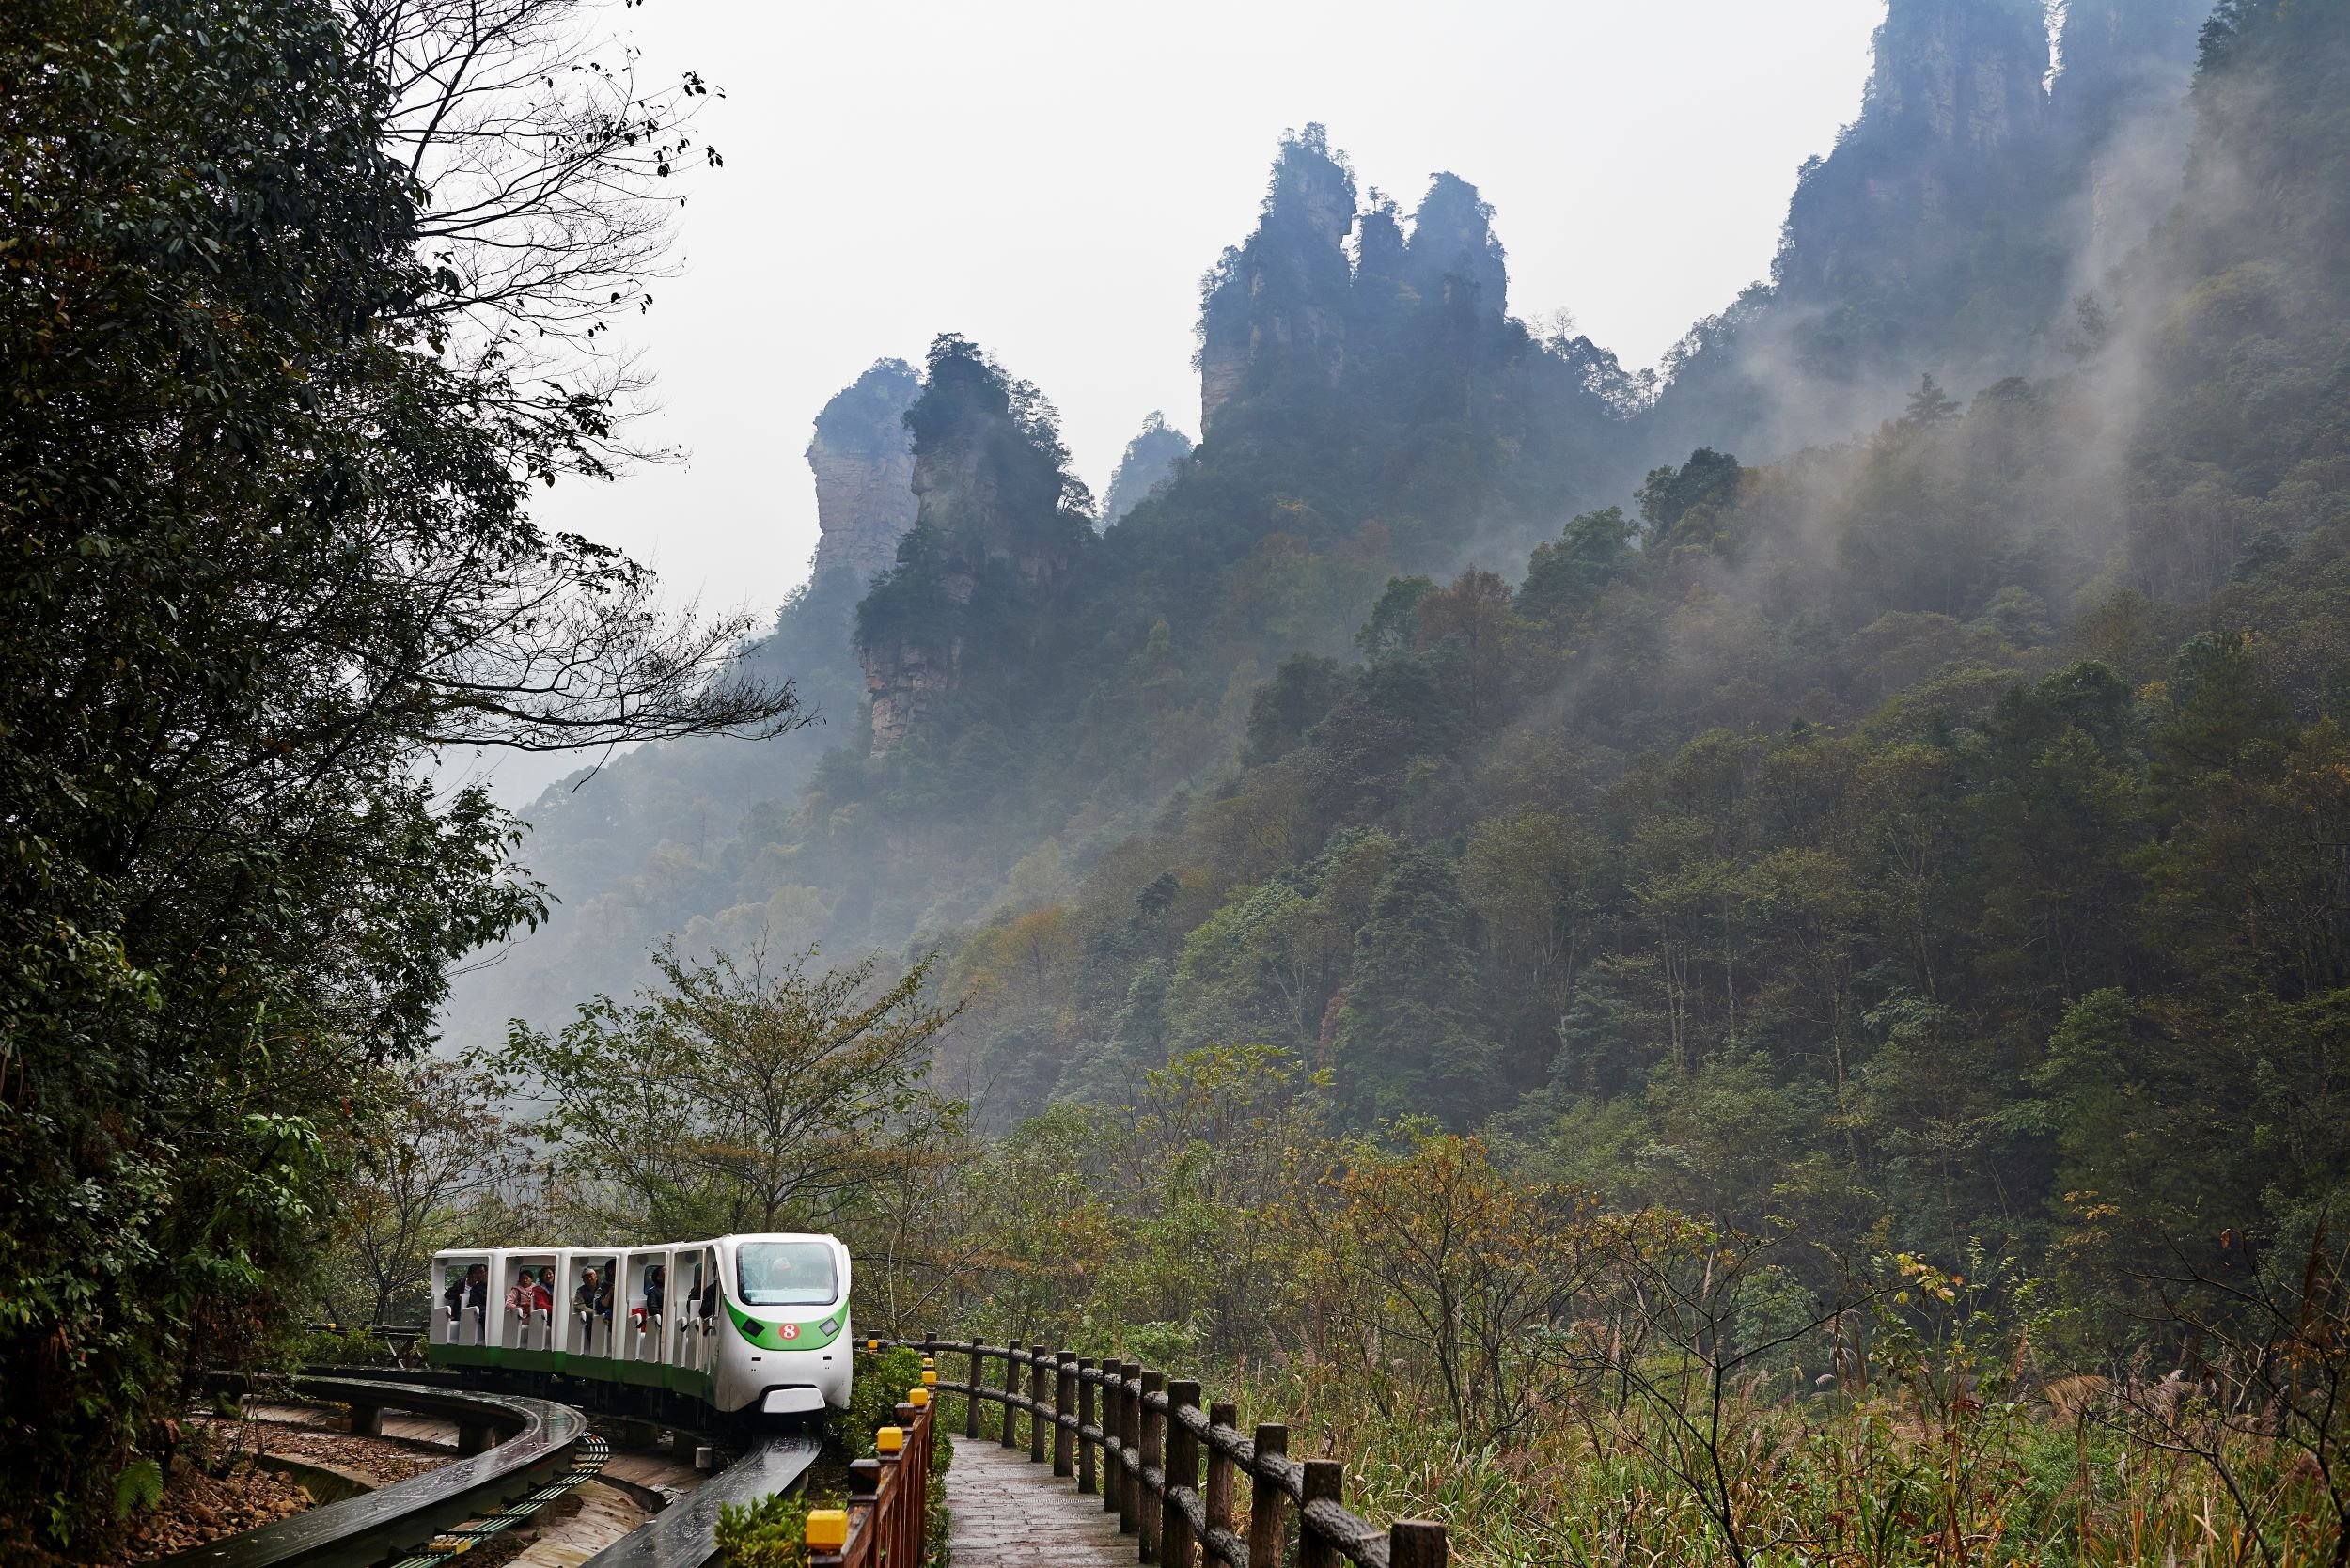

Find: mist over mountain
446;0;2350;1277
1644;0;2209;463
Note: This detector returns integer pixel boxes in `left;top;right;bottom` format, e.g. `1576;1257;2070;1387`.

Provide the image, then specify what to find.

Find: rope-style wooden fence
871;1336;1448;1568
807;1379;937;1568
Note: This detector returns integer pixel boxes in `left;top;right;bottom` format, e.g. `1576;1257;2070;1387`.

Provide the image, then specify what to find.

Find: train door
673;1244;719;1373
671;1247;697;1372
499;1250;556;1350
431;1250;493;1346
695;1244;720;1371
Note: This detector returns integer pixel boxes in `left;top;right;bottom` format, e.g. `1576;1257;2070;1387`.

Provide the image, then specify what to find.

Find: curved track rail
163;1376;598;1568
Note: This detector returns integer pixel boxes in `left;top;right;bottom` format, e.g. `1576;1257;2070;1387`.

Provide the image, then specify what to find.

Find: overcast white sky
457;0;1886;804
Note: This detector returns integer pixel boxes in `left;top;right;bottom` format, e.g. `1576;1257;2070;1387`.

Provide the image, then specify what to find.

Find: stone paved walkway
944;1435;1135;1568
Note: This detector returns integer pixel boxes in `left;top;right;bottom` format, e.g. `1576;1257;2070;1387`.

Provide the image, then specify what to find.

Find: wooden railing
808;1380;938;1568
872;1337;1447;1568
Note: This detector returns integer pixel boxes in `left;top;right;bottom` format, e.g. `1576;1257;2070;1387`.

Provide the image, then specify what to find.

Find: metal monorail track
168;1366;819;1568
161;1375;598;1568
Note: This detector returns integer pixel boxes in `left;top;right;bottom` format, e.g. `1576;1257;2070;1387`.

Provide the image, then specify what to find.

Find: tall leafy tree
1335;846;1497;1125
0;0;791;1541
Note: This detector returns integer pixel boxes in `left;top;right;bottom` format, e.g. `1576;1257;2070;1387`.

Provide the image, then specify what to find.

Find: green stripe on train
429;1341;714;1399
724;1300;844;1351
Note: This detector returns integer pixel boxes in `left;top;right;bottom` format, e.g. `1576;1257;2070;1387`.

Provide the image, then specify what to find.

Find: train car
425;1232;854;1419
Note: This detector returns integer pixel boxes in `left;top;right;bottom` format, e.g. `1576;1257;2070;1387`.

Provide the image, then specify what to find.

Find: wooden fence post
1388;1520;1447;1568
1204;1402;1236;1555
1299;1461;1343;1568
874;1435;905;1568
1077;1358;1098;1495
921;1330;939;1435
895;1402;922;1568
1102;1363;1120;1518
844;1455;879;1565
1162;1379;1200;1568
966;1338;983;1440
1138;1369;1165;1564
1054;1350;1075;1477
1030;1343;1050;1464
1245;1424;1288;1568
1116;1361;1142;1537
1001;1342;1020;1448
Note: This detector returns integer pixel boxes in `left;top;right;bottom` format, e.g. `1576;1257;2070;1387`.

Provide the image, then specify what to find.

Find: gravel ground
117;1458;315;1564
110;1410;462;1564
197;1414;457;1485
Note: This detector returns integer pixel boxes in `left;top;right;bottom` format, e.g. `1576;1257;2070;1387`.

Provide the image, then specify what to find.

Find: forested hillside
450;0;2350;1298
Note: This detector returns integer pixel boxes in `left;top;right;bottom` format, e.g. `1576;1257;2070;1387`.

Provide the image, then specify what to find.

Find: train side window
572;1254;617;1356
500;1253;556;1350
435;1255;491;1346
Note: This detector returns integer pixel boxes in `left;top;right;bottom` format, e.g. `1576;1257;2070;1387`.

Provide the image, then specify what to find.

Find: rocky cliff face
2055;0;2208;267
807;359;920;585
864;632;956;756
1198;125;1357;437
1774;0;2054;302
1197;126;1542;447
858;337;1095;757
1859;0;2052;149
1643;0;2204;465
1402;173;1507;319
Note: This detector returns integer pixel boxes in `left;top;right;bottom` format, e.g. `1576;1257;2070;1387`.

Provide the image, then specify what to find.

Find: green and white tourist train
427;1233;854;1419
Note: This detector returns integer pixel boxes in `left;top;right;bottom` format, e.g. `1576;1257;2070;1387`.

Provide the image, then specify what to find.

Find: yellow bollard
908;1387;931;1407
876;1425;905;1453
867;1338;879;1353
921;1369;938;1386
806;1509;849;1550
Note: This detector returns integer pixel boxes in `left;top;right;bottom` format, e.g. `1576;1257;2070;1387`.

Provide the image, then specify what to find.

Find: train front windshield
737;1242;838;1306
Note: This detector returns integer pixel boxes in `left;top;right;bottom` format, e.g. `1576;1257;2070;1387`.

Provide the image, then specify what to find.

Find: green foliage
494;948;955;1239
0;0;784;1543
1636;448;1744;550
839;1346;926;1460
714;1489;813;1568
110;1459;164;1523
1335;847;1498;1126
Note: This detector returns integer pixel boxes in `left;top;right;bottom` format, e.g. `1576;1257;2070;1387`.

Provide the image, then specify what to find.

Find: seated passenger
643;1264;666;1318
593;1274;614;1322
505;1271;537;1319
446;1263;487;1318
533;1268;555;1314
